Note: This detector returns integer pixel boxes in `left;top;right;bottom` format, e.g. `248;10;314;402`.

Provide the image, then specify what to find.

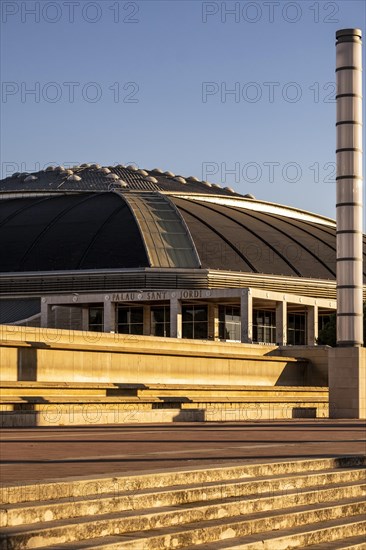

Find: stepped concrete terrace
0;325;330;426
0;424;365;549
0;381;329;427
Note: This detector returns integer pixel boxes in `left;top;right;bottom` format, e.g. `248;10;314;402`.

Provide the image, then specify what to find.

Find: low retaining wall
0;326;308;387
0;402;328;427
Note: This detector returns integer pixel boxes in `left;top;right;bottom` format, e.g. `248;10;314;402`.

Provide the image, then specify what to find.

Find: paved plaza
1;420;365;485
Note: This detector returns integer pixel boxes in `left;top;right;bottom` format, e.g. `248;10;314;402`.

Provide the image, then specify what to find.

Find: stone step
0;396;160;404
303;533;366;550
1;485;365;549
3;457;364;505
21;500;365;550
2;468;365;528
136;388;326;399
180;515;366;550
0;405;330;427
37;516;366;550
0;385;327;400
0;394;328;404
0;381;326;398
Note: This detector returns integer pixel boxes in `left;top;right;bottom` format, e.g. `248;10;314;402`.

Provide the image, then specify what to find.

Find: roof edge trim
171;194;336;228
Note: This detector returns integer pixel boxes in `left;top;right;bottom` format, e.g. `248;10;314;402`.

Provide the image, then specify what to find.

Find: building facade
1;163;363;344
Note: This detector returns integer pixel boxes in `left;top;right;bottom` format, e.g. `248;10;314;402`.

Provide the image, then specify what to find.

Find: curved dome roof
0;193;149;272
1;164;365;281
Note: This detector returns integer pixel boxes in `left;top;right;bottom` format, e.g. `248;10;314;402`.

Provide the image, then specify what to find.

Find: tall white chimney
336;28;363;347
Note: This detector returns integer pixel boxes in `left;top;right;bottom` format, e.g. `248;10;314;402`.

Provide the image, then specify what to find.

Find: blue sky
1;0;365;222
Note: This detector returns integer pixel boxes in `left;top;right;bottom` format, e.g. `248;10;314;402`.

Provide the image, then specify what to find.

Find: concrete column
143;305;151;336
307;305;318;345
336;29;363;346
213;304;220;340
103;300;116;333
330;28;364;419
40;300;50;328
81;307;89;331
208;303;219;340
276;301;287;346
170;297;182;338
240;289;252;343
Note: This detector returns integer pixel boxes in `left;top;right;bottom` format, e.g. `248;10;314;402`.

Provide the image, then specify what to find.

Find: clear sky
1;0;365;222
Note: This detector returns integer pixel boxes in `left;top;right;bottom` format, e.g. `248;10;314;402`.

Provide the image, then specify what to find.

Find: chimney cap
336;28;362;43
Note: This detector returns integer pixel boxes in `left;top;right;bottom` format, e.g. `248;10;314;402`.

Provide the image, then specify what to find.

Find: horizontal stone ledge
0;340;306;363
0;396;329;407
0;382;324;391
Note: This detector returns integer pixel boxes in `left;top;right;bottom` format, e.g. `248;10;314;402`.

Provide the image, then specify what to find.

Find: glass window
193;307;208;322
253;309;276;344
318;314;331;332
287;313;306;345
219;305;241;341
151;306;170;337
182;305;208;339
117;306;143;335
89;307;104;332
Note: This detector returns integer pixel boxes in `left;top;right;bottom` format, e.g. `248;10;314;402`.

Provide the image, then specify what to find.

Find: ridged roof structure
0;164;240;195
1;164;365;281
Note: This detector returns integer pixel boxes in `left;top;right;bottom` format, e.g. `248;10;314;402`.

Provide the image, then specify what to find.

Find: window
89;307;104;332
287;313;306;345
219;305;241;341
151;306;170;337
318;314;332;332
117;306;143;335
182;305;208;339
253;309;276;344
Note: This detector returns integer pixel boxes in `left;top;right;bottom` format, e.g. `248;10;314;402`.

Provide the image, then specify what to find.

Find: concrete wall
0;325;308;387
272;346;330;387
329;347;366;419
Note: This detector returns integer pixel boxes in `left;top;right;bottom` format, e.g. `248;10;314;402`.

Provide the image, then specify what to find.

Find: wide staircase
1;457;365;549
0;382;329;426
